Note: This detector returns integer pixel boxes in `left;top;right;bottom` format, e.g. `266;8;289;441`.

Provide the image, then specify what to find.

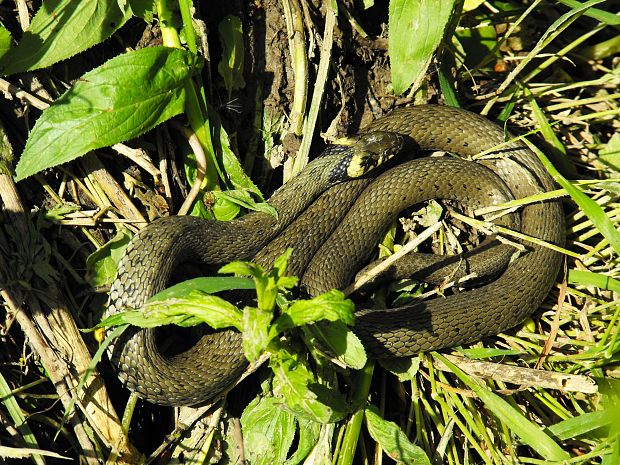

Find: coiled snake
106;105;565;406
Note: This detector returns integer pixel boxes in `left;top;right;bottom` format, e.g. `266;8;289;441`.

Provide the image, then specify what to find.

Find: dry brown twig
0;158;142;463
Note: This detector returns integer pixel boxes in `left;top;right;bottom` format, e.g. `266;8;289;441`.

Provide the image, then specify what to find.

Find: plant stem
178;0;198;54
335;361;375;465
155;0;220;191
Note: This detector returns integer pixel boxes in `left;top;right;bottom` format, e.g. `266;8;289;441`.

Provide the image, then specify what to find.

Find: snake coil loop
106;105;564;406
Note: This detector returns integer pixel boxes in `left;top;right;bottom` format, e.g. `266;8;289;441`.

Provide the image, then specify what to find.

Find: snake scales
106;105;565;406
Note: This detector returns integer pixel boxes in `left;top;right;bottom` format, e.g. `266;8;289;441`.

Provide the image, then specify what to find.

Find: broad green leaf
598;133;620;172
217;15;245;96
210;194;241;220
285;418;321;465
454;23;498;69
304;321;367;370
365;405;431;465
272;248;293;279
256;275;278;313
213;190;277;217
380;356;421;382
215;114;266;199
97;308;198;329
126;0;155;20
15;47;201;181
271;346;349;423
222;249;297;313
435;353;570;461
389;0;457;95
0;27;11;60
150;276;255;301
273;290;355;334
99;291;243;331
219;260;262;278
42;202;80;221
0;0;131;75
241;396;296;465
243;305;273;361
85;228;132;288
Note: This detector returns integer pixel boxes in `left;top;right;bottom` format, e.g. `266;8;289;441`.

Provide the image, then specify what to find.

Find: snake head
326;131;404;183
345;131;404;178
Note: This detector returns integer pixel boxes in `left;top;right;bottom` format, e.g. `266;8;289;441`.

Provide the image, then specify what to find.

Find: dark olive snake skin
106;105;565;406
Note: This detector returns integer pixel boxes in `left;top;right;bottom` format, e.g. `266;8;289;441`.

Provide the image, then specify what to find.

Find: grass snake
106;105;565;406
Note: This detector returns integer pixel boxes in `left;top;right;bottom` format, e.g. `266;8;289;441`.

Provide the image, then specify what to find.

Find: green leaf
99;291;243;331
568;269;620;293
271;346;349;423
546;411;610;441
388;0;457;95
210;194;241;221
212;189;277;217
15;47;201;181
235;248;297;313
150;276;255;301
42;202;80;221
217;14;245;96
365;405;431;465
304;321;367;370
0;27;12;60
219;260;261;277
127;0;155;20
285;417;321;465
0;0;131;75
598;133;620;172
435;353;571;461
240;396;296;465
243;305;273;361
272;248;293;279
273;290;355;334
212;112;266;201
85;228;132;288
380;356;421;382
454;23;499;69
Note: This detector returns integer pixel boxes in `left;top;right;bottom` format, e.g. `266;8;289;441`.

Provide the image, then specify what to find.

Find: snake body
107;105;565;406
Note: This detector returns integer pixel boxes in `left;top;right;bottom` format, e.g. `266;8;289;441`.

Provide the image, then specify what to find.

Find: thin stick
429;354;597;394
291;1;337;178
344;221;442;296
171;123;207;216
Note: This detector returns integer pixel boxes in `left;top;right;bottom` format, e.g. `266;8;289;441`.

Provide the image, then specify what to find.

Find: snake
106;105;565;406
